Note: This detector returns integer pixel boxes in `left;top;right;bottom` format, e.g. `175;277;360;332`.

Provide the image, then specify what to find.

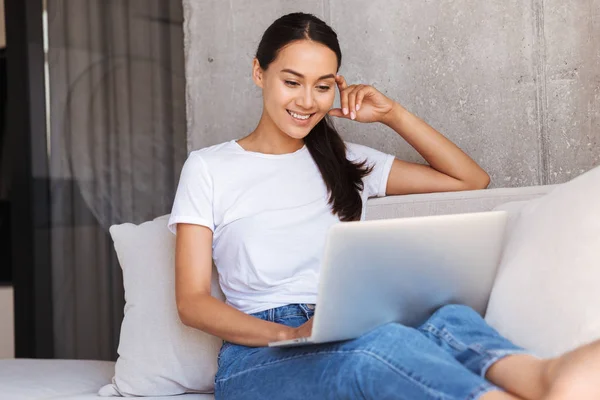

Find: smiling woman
239;25;375;222
169;11;600;400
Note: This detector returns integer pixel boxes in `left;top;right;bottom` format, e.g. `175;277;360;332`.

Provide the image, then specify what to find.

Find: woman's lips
287;109;315;126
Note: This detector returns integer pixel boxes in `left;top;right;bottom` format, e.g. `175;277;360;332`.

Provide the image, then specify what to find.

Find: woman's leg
552;339;600;398
418;304;542;399
215;304;515;400
417;304;600;400
490;339;600;400
485;353;548;399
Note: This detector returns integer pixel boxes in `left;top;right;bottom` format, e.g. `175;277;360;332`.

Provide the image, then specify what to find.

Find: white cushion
99;215;225;396
489;200;531;242
0;359;114;399
485;166;600;358
0;359;214;400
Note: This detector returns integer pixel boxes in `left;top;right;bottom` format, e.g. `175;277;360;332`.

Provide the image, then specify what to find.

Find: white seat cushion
0;359;114;399
0;359;215;399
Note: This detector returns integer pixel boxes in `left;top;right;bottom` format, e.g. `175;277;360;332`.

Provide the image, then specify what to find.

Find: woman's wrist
276;325;297;341
380;102;408;127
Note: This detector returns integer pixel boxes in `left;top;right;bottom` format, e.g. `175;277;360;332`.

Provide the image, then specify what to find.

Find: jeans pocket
298;303;316;320
217;341;233;365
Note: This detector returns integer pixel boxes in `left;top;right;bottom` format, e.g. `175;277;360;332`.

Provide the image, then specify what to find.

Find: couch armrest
364;184;558;220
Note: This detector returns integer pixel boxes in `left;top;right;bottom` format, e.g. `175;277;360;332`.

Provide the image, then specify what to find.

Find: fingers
355;87;366;112
335;75;349;116
306;317;314;335
333;75;368;120
347;85;364;120
297;317;314;338
328;108;345;118
335;74;348;90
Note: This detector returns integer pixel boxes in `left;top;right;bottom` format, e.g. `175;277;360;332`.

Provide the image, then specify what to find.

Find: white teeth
288;110;311;120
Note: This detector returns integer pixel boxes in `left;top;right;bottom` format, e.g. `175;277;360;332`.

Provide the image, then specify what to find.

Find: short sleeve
346;142;395;198
167;153;215;234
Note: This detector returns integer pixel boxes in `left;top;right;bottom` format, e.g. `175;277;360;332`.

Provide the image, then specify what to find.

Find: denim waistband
249;303;316;322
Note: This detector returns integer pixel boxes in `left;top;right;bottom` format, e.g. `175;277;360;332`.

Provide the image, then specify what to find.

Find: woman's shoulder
180;140;240;178
189;140;237;158
186;140;243;165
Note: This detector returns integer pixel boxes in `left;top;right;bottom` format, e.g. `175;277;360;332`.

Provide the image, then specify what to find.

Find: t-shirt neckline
231;140;307;159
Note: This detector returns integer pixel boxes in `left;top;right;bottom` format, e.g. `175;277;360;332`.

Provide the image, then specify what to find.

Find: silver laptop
268;210;508;348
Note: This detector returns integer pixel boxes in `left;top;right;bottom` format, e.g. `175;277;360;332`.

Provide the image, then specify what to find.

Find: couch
0;184;559;399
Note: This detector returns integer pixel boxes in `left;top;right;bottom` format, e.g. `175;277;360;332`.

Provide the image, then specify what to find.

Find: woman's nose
297;89;314;109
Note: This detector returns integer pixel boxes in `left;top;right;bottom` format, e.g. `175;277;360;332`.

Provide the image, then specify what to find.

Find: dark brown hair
255;12;373;221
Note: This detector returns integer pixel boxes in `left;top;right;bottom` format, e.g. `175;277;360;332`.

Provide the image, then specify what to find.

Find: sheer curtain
46;0;187;360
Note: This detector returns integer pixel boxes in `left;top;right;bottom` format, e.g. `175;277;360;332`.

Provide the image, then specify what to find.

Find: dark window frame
6;0;54;358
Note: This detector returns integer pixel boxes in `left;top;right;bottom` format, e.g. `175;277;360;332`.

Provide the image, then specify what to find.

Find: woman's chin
284;131;310;141
280;123;313;140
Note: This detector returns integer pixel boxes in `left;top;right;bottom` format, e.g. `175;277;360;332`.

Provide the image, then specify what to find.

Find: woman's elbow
463;172;491;191
176;297;193;326
476;173;491;189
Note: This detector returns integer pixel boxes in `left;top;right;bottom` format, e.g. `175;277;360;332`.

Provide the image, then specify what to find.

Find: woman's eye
284;81;330;91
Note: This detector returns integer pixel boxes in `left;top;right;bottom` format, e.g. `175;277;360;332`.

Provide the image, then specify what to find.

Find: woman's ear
252;58;264;89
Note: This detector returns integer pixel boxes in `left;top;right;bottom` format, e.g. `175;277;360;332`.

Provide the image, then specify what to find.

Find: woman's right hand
287;317;314;340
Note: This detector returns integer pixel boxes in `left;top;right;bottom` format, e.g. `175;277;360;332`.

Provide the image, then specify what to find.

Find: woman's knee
357;322;426;351
426;304;483;327
369;320;420;339
352;322;445;362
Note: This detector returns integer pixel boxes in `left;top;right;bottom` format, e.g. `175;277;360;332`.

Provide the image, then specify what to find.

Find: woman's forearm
381;103;490;188
179;294;292;347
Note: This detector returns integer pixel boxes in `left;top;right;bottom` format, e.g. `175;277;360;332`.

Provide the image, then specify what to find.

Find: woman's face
253;40;338;140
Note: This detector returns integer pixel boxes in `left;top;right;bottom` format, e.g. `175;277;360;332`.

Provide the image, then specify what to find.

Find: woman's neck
238;112;305;155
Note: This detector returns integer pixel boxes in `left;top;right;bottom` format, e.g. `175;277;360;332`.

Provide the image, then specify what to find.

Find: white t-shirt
168;140;395;314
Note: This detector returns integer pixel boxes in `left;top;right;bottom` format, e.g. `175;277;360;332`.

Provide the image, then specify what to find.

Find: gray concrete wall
182;0;599;187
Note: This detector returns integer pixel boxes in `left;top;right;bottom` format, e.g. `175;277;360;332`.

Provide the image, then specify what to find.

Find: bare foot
543;339;600;399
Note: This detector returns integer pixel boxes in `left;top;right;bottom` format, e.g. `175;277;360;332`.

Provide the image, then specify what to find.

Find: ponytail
305;116;373;221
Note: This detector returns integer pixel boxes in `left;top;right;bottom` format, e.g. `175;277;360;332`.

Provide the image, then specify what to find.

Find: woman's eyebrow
280;69;335;80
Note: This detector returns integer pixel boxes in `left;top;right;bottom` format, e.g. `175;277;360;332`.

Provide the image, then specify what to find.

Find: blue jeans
215;304;528;400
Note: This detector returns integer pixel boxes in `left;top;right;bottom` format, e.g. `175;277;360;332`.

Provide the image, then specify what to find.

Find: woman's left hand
328;74;396;124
